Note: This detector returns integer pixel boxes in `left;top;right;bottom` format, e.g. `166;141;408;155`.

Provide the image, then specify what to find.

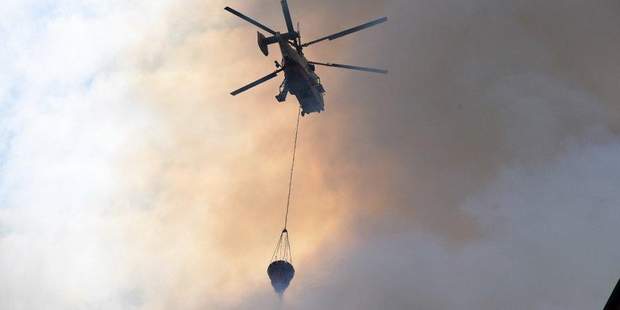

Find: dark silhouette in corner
604;278;620;310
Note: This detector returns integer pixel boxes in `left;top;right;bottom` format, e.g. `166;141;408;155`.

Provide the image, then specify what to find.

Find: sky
1;0;620;309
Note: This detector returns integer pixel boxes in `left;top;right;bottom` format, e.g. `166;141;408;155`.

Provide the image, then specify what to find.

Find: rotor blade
309;61;388;74
280;0;296;35
230;68;283;96
302;17;388;47
224;7;277;35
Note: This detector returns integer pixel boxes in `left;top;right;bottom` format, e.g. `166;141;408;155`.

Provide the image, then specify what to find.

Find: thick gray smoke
224;0;620;309
1;0;620;309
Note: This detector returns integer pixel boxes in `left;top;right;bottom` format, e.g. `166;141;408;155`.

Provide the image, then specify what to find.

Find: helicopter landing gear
276;91;288;102
276;79;289;102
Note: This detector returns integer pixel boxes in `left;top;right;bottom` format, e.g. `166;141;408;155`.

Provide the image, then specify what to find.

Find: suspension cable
283;108;301;231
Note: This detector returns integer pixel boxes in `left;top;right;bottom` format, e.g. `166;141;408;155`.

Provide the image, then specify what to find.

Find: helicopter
225;0;388;116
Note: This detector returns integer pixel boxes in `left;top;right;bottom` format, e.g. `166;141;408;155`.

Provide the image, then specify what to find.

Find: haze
1;0;619;309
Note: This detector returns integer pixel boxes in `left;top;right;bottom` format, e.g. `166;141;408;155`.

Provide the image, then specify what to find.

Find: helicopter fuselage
225;2;387;115
277;35;325;116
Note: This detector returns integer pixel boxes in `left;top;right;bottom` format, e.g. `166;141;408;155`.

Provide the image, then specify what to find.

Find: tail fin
257;32;281;57
257;32;269;56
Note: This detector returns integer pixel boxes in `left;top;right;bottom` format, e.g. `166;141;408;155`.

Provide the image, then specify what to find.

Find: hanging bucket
268;260;295;295
268;229;295;295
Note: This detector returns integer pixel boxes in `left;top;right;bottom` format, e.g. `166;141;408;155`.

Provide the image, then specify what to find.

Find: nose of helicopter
300;94;325;116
